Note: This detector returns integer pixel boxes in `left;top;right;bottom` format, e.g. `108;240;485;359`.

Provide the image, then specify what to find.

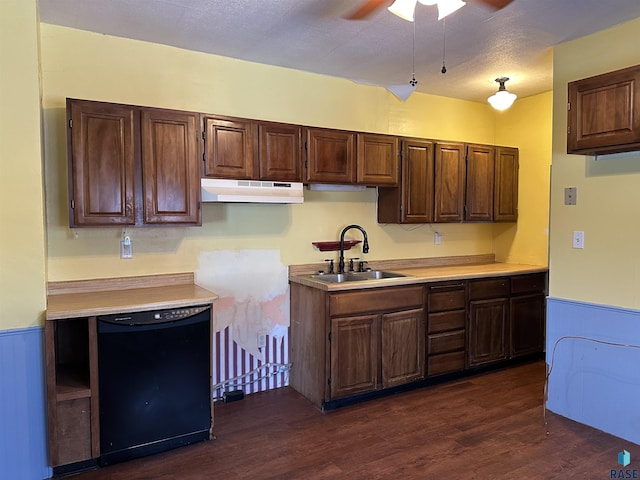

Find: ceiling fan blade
472;0;514;10
345;0;394;19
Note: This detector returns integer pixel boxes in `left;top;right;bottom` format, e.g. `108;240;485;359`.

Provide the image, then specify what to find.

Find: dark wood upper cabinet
465;144;495;222
68;99;201;227
305;128;356;184
378;138;434;224
567;64;640;155
305;129;399;186
68;99;137;227
434;142;466;223
203;117;303;182
202;116;256;179
494;147;519;222
356;133;399;186
380;140;517;224
258;122;302;182
141;109;200;224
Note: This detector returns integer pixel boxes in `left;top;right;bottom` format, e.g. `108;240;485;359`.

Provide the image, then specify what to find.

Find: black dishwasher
97;305;211;466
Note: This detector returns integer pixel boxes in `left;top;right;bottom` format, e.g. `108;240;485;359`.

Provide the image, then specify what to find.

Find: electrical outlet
120;235;133;259
257;331;267;349
434;232;442;245
572;230;584;249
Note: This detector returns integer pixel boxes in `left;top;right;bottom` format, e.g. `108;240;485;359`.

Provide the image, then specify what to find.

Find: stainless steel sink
310;270;408;283
346;270;406;280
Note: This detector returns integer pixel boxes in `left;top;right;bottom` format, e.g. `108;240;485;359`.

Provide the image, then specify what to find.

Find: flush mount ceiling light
487;77;517;110
387;0;466;22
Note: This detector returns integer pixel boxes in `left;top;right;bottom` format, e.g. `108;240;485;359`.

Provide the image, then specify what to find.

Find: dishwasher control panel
158;306;210;321
98;305;210;325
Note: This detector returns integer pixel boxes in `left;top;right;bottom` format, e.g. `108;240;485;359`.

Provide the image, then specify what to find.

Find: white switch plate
434;232;442;245
257;331;267;349
572;231;584;249
564;187;577;205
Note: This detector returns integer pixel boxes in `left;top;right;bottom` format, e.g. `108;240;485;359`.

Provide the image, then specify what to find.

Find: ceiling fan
346;0;514;20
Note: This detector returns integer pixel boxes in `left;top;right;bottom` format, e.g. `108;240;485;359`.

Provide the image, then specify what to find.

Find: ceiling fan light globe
488;90;517;110
437;0;467;20
388;0;418;21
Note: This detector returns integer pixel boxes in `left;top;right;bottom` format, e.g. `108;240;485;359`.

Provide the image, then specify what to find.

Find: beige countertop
46;273;218;320
289;255;547;292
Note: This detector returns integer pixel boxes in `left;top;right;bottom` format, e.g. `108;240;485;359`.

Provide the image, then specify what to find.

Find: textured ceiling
38;0;640;103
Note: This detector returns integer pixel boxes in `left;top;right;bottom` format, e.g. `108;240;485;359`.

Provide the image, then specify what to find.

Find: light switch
572;231;584;249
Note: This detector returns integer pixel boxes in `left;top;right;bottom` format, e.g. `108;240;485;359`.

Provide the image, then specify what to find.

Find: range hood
201;178;304;204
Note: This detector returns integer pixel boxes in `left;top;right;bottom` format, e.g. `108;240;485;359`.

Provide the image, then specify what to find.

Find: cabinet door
330;315;378;399
510;294;545;358
381;308;425;388
434;142;466;222
465;144;495;222
567;65;640;155
305;128;356;184
494;147;519;222
141;109;201;225
258;122;302;181
68;99;136;227
203;116;255;179
356;133;399;186
377;139;434;223
468;298;508;367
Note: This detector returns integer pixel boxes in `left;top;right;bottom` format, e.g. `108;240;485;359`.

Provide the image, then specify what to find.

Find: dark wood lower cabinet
329;307;425;399
510;293;545;357
290;283;425;408
290;271;546;410
381;308;425;388
426;281;466;377
468;298;508;367
330;315;379;399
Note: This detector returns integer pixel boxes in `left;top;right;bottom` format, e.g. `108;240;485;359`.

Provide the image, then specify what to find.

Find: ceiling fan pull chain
441;18;447;74
410;19;418;86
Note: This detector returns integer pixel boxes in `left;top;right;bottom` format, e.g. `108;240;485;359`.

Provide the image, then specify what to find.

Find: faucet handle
358;260;369;272
324;258;335;274
348;257;359;272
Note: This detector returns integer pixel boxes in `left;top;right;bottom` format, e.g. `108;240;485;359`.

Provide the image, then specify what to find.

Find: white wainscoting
213;326;289;399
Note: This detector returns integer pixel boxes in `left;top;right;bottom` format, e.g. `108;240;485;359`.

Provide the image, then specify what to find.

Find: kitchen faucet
338;224;369;274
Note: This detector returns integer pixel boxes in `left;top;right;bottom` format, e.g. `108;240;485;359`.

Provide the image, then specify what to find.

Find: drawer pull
430;282;465;290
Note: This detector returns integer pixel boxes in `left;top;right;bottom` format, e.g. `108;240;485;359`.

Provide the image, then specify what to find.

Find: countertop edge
289;263;548;292
46;283;219;320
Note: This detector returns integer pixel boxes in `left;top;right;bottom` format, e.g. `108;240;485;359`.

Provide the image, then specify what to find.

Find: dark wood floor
72;361;637;479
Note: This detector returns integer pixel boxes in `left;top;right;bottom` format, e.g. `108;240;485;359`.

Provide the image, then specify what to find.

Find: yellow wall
40;24;536;284
0;0;47;329
0;16;552;329
494;91;552;265
549;17;640;308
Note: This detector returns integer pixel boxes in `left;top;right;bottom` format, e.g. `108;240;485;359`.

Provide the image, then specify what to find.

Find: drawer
428;330;465;355
428;310;465;334
427;351;465;376
329;285;423;317
428;283;465;312
511;273;547;295
469;277;509;300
